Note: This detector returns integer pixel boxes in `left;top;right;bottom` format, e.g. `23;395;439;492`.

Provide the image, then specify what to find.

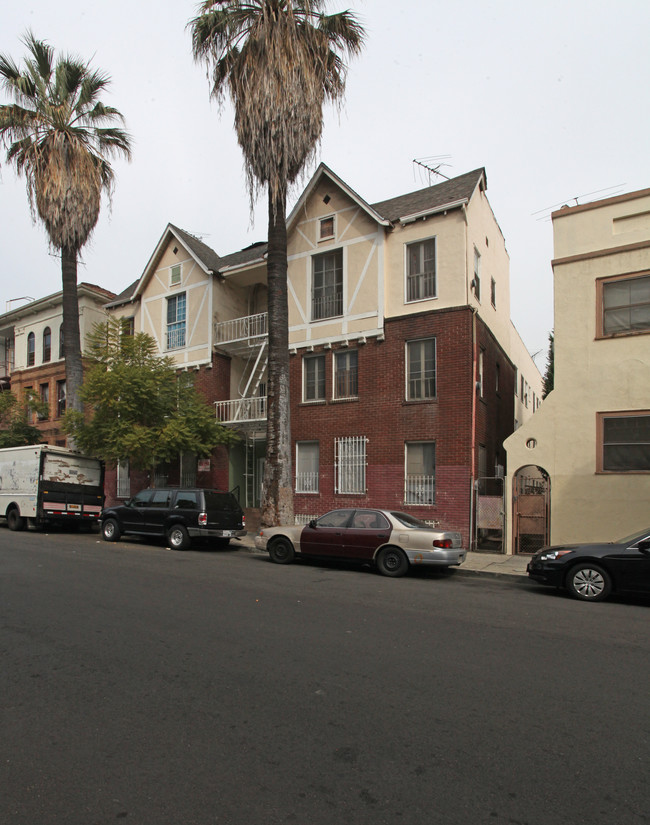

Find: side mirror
636;538;650;553
308;519;317;529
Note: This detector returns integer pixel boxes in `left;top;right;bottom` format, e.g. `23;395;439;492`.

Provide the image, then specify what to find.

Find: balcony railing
214;312;268;348
215;396;267;425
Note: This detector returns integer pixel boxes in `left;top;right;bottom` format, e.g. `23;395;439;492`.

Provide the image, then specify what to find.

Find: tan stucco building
505;187;650;553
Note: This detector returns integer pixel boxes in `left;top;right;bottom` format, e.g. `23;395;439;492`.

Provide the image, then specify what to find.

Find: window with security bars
167;293;186;349
404;442;435;504
407;338;436;400
334;350;358;399
312;249;343;320
335;436;367;494
406;238;436;301
599;412;650;472
600;273;650;336
296;442;319;493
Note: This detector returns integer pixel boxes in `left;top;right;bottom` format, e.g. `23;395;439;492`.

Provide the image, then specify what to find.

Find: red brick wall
289;307;516;547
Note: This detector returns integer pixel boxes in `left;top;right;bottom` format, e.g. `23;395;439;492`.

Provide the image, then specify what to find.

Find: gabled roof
131;223;222;300
287;162;391;230
371;168;487;223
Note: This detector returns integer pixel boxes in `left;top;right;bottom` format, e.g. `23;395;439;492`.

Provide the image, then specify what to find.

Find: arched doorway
512;465;550;554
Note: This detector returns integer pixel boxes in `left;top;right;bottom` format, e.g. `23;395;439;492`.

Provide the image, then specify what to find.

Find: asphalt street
1;527;648;825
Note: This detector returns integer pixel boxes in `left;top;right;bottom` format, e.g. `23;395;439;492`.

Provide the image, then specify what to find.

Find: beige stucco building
504;187;650;553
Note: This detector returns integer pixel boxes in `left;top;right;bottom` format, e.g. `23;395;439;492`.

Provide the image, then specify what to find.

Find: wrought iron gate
513;471;550;554
474;477;505;553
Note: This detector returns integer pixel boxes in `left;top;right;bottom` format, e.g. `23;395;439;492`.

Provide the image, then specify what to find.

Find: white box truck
0;445;104;531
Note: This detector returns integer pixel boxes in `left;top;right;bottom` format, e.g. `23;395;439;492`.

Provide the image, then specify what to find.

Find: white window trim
404;236;437;303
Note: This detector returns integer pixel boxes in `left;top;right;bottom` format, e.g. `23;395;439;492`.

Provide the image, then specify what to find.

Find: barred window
296;442;319;493
335;436;367;494
404;442;436;505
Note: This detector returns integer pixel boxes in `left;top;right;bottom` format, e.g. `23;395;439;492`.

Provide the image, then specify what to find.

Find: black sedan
527;527;650;601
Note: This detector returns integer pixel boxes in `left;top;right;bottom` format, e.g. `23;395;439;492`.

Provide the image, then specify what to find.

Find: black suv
100;487;246;550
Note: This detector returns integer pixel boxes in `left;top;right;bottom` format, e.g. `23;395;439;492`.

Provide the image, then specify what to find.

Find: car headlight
539;550;573;561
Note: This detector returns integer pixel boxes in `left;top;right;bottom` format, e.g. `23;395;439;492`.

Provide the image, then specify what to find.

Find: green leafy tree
0;32;132;419
65;319;237;476
189;0;365;526
542;331;554;399
0;389;47;448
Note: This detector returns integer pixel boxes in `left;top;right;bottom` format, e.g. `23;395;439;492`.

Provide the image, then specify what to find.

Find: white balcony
214;313;268;356
215;396;267;426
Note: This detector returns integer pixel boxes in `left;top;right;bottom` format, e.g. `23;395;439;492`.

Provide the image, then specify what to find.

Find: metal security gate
513;469;550;554
474;477;505;553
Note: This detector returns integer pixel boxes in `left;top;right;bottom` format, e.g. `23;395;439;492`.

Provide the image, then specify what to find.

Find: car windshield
390;511;431;529
616;527;650;545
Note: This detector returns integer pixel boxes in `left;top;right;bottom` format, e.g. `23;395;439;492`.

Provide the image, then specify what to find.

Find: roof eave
398;197;469;225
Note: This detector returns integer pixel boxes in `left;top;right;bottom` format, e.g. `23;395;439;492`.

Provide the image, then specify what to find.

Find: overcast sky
2;0;649;365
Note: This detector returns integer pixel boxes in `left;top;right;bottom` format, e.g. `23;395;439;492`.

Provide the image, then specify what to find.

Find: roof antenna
413;156;452;185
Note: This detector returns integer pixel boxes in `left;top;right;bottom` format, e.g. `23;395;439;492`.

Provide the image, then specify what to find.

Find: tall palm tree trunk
61;247;84;418
261;188;293;527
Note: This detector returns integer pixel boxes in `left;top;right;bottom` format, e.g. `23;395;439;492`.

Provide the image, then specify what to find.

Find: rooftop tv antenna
532;184;625;222
413;156;452;185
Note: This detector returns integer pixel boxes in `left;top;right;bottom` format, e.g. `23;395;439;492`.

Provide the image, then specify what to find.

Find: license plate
223;530;233;537
68;504;81;512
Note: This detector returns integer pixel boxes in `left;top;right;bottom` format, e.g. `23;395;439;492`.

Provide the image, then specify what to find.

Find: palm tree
190;0;364;526
0;32;131;419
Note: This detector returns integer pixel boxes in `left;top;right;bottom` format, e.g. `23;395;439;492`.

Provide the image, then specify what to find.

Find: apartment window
598;412;650;472
407;338;436;400
122;317;135;337
170;264;182;286
491;277;496;308
296;442;319;493
599;273;650;336
334;350;358;399
335;436;367;494
167;293;186;349
478;349;485;398
404;442;436;505
320;216;335;239
117;458;131;498
42;327;51;362
406;238;436;301
312;249;343;320
56;380;66;417
473;248;481;301
59;325;65;359
38;383;49;420
27;332;35;366
303;354;325;402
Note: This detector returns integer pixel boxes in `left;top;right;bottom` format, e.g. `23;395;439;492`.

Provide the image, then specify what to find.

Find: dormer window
170;264;182;286
319;216;335;240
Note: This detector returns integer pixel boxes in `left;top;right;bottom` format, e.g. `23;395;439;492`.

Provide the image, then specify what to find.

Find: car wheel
566;563;612;601
167;524;191;551
268;538;295;564
101;518;121;542
7;509;26;532
376;546;409;578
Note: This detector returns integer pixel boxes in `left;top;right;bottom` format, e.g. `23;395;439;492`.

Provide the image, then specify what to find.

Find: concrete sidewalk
237;533;529;580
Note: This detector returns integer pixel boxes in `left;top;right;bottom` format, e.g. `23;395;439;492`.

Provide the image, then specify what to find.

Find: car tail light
433;539;452;548
199;512;207;526
242;514;246;527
